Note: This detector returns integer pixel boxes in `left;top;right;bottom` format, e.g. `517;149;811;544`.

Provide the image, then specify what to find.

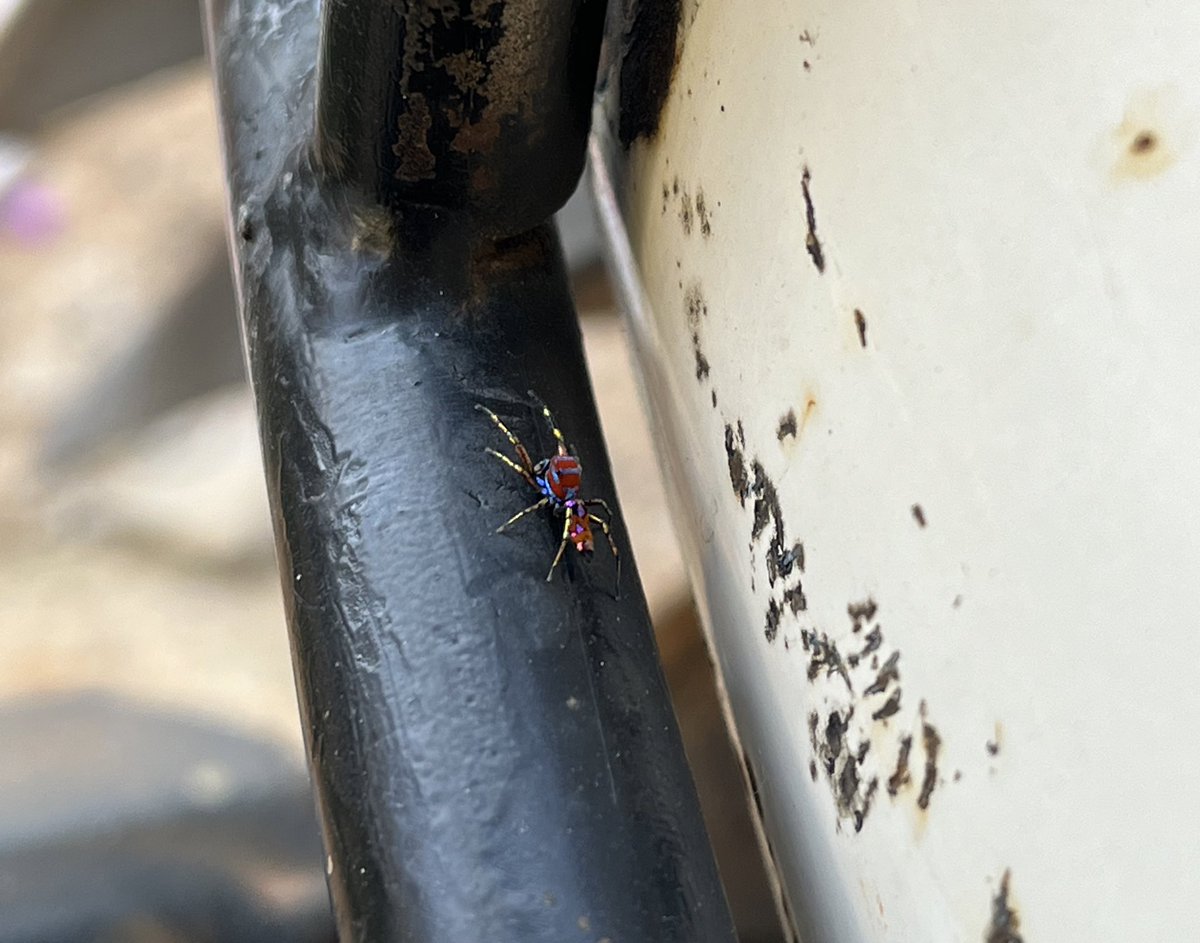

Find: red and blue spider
476;394;620;595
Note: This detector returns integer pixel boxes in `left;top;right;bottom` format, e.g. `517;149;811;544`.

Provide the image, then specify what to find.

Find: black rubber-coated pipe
203;1;736;941
314;0;607;235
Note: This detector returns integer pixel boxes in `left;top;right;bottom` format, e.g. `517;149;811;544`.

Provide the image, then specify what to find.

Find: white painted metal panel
594;2;1200;939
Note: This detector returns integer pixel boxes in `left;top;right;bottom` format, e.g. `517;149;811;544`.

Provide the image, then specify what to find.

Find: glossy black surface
204;2;736;940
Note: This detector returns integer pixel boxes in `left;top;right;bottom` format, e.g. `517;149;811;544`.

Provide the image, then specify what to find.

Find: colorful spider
476;393;620;595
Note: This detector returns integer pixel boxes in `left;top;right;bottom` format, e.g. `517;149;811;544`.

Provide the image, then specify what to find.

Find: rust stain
1110;88;1182;181
392;93;436;180
451;114;503;155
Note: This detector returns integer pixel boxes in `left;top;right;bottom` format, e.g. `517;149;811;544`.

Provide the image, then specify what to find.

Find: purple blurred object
0;178;65;245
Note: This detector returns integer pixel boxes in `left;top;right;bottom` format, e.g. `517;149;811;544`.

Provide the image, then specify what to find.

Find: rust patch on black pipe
985;870;1024;943
617;0;683;146
801;166;825;273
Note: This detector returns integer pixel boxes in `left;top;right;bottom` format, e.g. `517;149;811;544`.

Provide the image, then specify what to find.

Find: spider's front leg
476;403;536;487
527;389;570;458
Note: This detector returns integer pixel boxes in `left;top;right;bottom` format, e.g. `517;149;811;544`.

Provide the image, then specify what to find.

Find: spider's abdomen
541;454;582;503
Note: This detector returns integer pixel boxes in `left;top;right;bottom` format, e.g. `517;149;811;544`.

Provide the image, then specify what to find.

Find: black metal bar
203;2;736;941
314;0;606;235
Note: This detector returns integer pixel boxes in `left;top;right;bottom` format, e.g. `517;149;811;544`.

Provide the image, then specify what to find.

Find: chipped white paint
593;2;1200;940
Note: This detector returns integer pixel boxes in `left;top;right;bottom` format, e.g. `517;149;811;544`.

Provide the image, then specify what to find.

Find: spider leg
497;496;550;533
484;447;536;489
546;511;572;581
588;513;621;599
527;390;569;457
475;404;535;473
584;497;614;519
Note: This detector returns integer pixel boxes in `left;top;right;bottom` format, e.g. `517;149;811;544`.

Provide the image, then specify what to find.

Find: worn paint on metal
595;0;1200;938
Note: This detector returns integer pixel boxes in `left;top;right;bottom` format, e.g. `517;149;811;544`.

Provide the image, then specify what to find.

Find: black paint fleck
684;282;708;325
985;870;1023;943
801;165;825;274
764;598;782;642
871;687;902;721
864;651;900;697
782;583;807;614
806;631;852;691
887;735;913;796
778;542;804;577
696;188;712;237
724;424;750;504
823;711;846;772
858;626;883;658
853;778;879;833
854;308;867;347
776;409;798;440
692;333;710;380
848;598;878;628
912;503;926;528
917;722;941;810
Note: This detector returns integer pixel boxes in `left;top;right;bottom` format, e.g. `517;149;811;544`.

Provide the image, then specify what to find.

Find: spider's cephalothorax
476;394;619;595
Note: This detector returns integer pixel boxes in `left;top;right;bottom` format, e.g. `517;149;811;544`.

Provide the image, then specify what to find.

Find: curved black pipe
203;1;736;940
314;0;607;234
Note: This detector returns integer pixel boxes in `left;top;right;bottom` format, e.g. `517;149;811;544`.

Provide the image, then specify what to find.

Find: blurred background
0;1;781;940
